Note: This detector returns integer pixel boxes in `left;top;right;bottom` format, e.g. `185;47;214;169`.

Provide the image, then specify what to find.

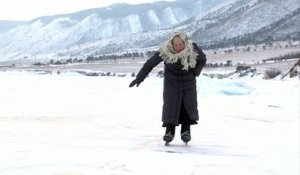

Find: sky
0;0;174;21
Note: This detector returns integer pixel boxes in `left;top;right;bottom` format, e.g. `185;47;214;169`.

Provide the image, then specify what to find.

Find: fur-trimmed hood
159;31;198;71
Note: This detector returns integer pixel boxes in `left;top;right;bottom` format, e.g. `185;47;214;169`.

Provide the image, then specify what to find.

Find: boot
181;124;191;144
163;125;175;145
181;130;191;144
163;131;174;143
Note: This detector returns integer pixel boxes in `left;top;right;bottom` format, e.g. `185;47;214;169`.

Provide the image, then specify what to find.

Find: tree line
32;51;158;66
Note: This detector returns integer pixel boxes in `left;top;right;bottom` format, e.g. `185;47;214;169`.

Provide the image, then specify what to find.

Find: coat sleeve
136;52;163;83
192;43;207;77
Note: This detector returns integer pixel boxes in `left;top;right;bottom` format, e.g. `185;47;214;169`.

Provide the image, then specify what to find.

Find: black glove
129;79;140;87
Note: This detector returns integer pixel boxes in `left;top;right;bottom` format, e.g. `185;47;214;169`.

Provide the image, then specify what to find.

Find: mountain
0;0;299;61
0;0;208;61
249;7;300;42
176;0;300;44
56;0;299;59
207;7;300;48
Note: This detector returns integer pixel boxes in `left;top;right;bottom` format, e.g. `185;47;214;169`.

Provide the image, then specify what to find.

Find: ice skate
181;130;191;145
163;131;174;146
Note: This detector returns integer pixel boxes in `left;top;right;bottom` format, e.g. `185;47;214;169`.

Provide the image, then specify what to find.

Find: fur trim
159;31;198;71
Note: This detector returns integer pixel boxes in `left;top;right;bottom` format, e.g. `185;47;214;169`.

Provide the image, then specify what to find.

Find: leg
180;104;191;144
180;123;190;134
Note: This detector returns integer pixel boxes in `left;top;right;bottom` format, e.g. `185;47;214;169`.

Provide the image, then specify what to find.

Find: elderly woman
129;31;206;145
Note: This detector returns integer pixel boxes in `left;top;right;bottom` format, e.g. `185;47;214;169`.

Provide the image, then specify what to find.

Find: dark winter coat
135;43;206;125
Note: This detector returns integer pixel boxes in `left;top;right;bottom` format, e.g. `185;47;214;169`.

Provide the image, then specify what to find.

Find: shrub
236;65;251;71
290;70;299;78
264;68;282;79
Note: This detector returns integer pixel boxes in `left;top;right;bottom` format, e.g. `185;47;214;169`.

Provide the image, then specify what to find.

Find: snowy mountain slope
33;29;173;59
0;0;203;61
214;7;300;46
0;0;299;61
189;0;300;43
58;0;300;58
252;8;300;41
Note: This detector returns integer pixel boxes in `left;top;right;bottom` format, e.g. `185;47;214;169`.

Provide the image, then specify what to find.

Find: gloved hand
129;79;140;87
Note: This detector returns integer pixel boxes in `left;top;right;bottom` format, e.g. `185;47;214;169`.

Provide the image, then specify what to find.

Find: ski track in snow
0;72;299;175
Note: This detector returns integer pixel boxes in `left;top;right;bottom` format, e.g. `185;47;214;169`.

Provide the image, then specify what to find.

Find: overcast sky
0;0;174;21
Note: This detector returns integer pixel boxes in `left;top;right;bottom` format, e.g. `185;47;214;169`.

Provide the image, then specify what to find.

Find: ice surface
0;72;299;175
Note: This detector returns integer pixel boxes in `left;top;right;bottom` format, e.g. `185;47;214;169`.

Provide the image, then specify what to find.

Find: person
129;31;207;145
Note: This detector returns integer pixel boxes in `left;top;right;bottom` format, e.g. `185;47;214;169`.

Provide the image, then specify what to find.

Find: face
172;36;185;53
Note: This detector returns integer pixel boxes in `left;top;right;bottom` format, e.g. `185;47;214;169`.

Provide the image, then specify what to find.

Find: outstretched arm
129;52;163;87
192;43;207;77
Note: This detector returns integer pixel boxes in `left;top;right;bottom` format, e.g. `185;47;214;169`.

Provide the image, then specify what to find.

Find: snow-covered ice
0;71;299;175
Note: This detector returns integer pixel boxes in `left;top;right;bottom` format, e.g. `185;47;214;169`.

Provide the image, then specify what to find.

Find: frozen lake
0;71;299;175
